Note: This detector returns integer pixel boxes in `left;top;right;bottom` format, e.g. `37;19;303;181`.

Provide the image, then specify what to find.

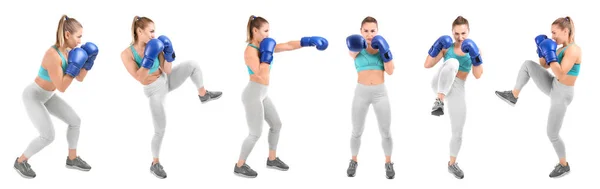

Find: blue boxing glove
346;34;367;52
141;39;164;69
81;42;98;70
371;35;393;63
259;38;276;64
300;36;328;50
539;39;558;65
535;34;548;58
428;35;453;57
158;35;176;62
65;48;88;77
461;39;483;66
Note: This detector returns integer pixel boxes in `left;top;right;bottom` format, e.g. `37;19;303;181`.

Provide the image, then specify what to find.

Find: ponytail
55;15;68;47
567;16;575;43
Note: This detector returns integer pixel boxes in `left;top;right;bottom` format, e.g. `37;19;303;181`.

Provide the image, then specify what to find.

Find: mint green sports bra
354;49;384;72
443;43;472;73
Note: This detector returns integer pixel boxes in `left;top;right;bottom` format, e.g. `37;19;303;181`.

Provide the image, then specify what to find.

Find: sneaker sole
386;175;395;179
448;169;464;179
234;172;257;178
431;108;444;116
150;170;167;179
201;94;223;104
347;173;356;177
65;165;91;171
495;93;516;107
14;167;35;179
550;171;570;178
266;165;289;171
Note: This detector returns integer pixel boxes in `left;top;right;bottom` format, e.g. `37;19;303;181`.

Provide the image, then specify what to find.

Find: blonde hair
131;16;154;45
552;16;575;43
55;14;82;47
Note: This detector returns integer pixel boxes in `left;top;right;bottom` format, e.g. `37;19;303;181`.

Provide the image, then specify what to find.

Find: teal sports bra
38;45;68;81
247;44;271;75
131;45;160;74
444;43;472;73
354;49;384;72
557;43;580;76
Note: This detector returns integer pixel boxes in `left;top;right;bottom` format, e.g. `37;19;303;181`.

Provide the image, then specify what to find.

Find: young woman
233;15;328;178
344;16;396;179
14;14;97;179
495;16;580;178
424;16;483;179
120;16;223;179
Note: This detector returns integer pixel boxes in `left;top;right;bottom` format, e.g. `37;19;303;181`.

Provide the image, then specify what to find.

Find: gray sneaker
266;157;289;171
199;90;223;104
150;162;167;179
347;160;357;177
495;90;518;106
448;162;464;179
14;158;36;179
234;163;258;178
385;162;395;179
549;163;570;178
431;98;444;116
66;156;91;171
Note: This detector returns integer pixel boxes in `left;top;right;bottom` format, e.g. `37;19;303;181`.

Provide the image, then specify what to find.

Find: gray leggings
431;58;467;158
143;60;204;158
515;60;574;159
351;83;393;156
238;81;282;161
21;82;81;158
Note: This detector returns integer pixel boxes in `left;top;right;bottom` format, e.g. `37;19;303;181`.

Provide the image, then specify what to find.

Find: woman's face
138;22;156;44
361;22;378;45
452;24;469;46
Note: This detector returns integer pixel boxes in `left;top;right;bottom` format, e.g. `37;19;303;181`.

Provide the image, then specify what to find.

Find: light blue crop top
354;49;384;72
444;43;472;73
38;45;68;81
557;43;580;76
247;44;272;75
131;45;160;74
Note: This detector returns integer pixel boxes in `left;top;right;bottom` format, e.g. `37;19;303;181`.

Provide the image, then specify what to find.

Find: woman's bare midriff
34;77;57;91
558;75;577;86
249;63;271;85
456;71;468;81
357;70;385;85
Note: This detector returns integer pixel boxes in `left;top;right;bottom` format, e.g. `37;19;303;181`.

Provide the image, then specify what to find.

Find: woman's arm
75;69;88;82
384;60;395;75
159;53;172;74
274;41;302;53
550;45;580;80
245;47;262;75
424;49;446;68
121;49;149;83
44;49;74;92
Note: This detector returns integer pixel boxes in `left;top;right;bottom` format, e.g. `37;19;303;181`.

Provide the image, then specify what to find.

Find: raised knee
446;58;459;70
523;60;537;67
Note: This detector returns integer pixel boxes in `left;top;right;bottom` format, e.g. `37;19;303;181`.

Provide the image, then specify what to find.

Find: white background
0;0;598;188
